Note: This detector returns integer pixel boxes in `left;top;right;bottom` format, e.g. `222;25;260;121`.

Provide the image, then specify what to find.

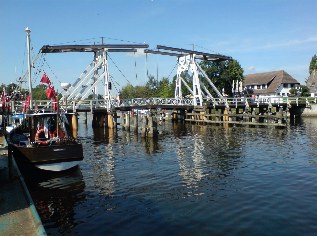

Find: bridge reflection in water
22;116;317;235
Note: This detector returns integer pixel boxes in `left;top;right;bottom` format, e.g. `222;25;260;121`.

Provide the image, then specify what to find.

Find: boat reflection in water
21;167;85;233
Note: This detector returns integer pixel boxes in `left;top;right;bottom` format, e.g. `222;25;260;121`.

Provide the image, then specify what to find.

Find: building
244;70;300;97
306;69;317;96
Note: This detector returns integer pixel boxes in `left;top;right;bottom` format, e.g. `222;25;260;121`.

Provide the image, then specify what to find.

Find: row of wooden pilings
89;109;187;137
86;104;289;134
186;104;289;127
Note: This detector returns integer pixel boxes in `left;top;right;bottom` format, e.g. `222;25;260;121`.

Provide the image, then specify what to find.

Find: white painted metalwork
175;54;226;107
25;27;33;109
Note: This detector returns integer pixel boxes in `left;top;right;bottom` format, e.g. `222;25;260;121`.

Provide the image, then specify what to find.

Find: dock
0;136;46;236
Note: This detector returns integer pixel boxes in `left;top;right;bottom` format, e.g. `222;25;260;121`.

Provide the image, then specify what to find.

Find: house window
291;84;294;88
283;84;288;88
257;85;260;89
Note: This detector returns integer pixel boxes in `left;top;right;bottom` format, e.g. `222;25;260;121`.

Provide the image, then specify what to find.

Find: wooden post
141;115;148;138
107;114;114;129
99;113;105;128
172;111;178;122
72;114;78;138
84;112;87;124
126;113;130;131
147;115;158;138
132;112;138;133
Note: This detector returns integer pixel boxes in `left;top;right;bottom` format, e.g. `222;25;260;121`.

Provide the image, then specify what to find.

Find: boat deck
0;136;46;235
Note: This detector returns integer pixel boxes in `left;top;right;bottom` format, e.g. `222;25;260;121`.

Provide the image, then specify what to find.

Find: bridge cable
134;51;138;80
145;53;149;79
167;62;178;80
107;54;132;84
43;56;61;84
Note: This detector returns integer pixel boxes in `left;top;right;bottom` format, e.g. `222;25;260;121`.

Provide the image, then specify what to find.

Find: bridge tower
40;44;149;112
146;45;232;107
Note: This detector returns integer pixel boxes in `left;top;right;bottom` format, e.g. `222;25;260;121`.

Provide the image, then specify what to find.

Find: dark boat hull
11;143;84;171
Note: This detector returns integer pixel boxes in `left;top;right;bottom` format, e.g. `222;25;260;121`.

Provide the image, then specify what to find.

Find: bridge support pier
92;110;107;128
122;112;130;131
171;109;186;123
140;114;158;138
140;115;148;138
84;112;88;124
107;113;115;129
131;111;138;133
71;114;78;138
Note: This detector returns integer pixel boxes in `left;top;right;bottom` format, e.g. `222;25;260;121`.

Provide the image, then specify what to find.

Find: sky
1;0;317;96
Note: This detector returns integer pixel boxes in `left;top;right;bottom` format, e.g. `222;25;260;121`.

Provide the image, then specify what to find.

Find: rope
52;36;144;46
43;56;60;83
107;54;132;84
134;52;138;80
52;37;99;46
146;53;149;78
167;62;178;80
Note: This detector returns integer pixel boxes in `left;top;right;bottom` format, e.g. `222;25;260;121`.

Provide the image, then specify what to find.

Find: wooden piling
107;114;114;129
72;114;78;138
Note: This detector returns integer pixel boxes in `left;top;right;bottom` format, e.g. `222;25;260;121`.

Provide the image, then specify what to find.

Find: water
23;117;317;235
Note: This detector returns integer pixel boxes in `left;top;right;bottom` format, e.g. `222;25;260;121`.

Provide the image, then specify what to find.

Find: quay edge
0;139;46;235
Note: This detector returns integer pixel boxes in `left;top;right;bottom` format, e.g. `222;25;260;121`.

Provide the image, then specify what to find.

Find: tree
32;84;48;100
158;77;172;98
198;59;244;97
146;75;159;97
120;84;136;99
309;54;317;75
300;85;310;97
290;86;310;97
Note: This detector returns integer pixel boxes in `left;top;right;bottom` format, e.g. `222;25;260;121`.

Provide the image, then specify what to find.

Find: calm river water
23;116;317;235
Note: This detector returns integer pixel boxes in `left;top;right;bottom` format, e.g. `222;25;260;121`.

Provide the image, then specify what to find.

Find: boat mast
25;27;33;110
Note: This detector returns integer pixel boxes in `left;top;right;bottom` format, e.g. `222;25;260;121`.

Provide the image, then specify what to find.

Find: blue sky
1;0;317;95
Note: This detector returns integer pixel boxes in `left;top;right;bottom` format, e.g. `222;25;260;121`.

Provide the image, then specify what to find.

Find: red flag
46;85;56;99
23;95;31;112
40;73;51;84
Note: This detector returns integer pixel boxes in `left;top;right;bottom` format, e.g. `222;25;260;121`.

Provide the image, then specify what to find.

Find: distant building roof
244;70;300;95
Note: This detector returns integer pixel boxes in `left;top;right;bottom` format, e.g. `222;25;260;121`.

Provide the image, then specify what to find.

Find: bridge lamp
61;83;71;112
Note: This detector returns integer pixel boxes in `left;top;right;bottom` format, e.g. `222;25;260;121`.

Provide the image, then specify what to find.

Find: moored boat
8;112;83;171
6;27;84;172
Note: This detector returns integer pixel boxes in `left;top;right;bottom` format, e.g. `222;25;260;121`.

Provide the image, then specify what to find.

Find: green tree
158;77;172;98
146;75;159;97
300;85;310;97
120;84;136;99
309;54;317;75
199;59;244;97
32;84;48;100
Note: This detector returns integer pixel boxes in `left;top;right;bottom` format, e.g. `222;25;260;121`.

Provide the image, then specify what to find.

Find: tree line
3;55;317;100
119;59;244;99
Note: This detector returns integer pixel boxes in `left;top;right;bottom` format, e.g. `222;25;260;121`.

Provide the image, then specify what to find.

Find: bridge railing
115;98;193;107
8;96;315;114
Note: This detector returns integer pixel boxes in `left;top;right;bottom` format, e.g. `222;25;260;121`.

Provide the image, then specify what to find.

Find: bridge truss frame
40;44;149;111
145;45;232;107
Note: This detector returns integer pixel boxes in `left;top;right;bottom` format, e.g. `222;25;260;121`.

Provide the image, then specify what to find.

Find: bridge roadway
2;96;312;114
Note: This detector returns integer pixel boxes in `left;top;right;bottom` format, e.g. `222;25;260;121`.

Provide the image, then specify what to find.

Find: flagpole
25;27;33;110
56;94;59;138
